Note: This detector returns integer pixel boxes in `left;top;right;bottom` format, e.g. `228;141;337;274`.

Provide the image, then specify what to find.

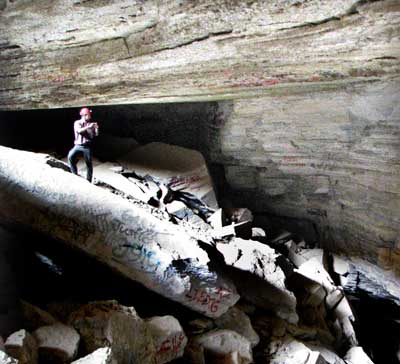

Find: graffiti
32;70;79;84
185;286;232;313
157;333;186;355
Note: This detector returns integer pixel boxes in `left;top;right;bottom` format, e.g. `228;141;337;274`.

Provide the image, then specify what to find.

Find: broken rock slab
343;346;374;364
116;142;218;209
214;306;259;348
68;300;155;364
217;238;298;324
71;347;114;364
19;300;58;332
267;335;328;364
146;315;187;364
0;351;18;364
33;323;80;363
4;330;37;364
0;146;239;318
186;329;253;364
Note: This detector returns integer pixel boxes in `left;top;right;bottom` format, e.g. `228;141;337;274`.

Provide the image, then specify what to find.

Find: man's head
79;107;92;121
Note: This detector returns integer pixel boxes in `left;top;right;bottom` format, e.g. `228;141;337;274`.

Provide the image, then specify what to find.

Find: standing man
67;107;99;182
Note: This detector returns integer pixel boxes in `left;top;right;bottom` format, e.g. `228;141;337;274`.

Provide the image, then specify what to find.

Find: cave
0;1;399;364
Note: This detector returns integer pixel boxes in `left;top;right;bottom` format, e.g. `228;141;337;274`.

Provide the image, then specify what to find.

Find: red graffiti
185;286;232;313
157;333;186;355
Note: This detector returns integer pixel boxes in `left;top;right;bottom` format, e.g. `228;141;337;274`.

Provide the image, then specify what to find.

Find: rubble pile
0;143;384;364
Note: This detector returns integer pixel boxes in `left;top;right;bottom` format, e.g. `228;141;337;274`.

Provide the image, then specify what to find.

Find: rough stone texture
68;300;155;364
71;347;113;364
214;306;260;348
217;237;298;323
0;146;239;317
186;329;253;364
33;323;80;363
4;330;38;364
343;346;374;364
0;351;18;364
212;79;400;268
0;0;399;285
19;301;59;332
146;315;187;364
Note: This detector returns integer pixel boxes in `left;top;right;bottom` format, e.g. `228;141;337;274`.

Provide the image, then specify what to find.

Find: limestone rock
267;335;328;364
4;330;37;364
187;329;253;364
68;300;155;364
343;347;374;364
0;351;18;364
71;347;113;364
33;323;80;363
146;316;187;364
217;237;298;323
19;300;58;332
0;146;239;318
214;306;259;348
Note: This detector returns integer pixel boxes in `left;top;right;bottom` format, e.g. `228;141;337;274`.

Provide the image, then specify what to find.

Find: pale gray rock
19;300;58;332
187;329;253;364
214;306;259;348
0;351;18;364
343;346;374;364
71;347;113;364
217;237;298;323
33;323;80;363
146;316;187;364
68;300;155;364
304;342;345;364
4;330;37;364
0;146;239;318
267;335;328;364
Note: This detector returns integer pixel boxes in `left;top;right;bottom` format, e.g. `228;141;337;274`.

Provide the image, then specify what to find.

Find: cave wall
0;0;399;267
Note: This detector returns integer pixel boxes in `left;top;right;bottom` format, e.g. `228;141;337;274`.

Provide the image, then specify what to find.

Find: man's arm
75;121;98;135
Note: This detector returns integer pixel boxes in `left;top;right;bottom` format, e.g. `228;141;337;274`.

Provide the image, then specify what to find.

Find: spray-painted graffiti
157;333;186;356
185;286;233;313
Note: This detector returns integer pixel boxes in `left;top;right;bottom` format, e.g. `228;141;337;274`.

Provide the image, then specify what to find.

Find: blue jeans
67;144;93;182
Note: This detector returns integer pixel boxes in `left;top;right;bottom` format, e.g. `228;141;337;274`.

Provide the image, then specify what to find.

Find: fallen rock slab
0;146;239;318
186;329;253;364
68;300;155;364
19;300;58;332
4;330;37;364
214;306;259;348
343;346;374;364
116;142;218;209
71;347;113;364
0;351;18;364
146;316;187;364
217;238;298;323
33;323;79;363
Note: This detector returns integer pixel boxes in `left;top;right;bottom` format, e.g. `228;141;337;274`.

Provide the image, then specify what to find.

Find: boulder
71;347;114;364
4;330;37;364
214;306;259;348
217;238;298;323
343;346;374;364
186;329;253;364
146;316;187;364
19;301;58;332
0;351;18;364
33;323;80;363
68;300;155;364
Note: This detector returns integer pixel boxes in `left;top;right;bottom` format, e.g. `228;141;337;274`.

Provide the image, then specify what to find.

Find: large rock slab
0;146;239;317
71;347;113;364
217;238;298;323
68;301;153;364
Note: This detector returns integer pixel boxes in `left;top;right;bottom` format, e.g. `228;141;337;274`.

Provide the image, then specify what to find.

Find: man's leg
67;146;80;175
82;147;93;182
